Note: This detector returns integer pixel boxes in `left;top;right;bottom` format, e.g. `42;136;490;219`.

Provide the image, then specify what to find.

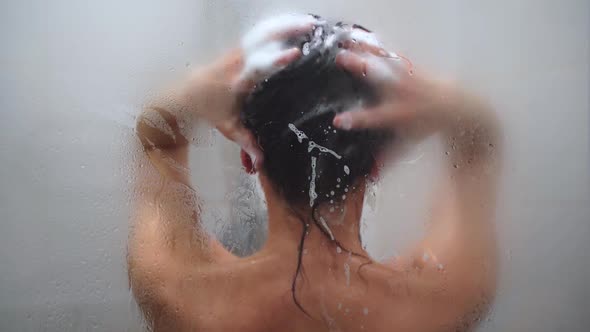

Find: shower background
1;0;588;331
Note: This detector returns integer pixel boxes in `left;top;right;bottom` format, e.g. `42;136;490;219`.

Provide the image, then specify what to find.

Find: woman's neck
262;182;367;256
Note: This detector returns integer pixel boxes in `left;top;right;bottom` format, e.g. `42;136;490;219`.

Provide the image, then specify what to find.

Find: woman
129;14;501;332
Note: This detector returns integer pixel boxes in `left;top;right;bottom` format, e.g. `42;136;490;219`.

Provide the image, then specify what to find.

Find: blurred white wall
0;0;588;331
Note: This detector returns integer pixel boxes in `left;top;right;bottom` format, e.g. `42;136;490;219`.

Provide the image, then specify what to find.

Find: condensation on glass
0;0;588;331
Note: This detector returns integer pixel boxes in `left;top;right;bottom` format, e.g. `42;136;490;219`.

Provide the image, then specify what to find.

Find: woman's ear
369;152;385;180
240;149;257;174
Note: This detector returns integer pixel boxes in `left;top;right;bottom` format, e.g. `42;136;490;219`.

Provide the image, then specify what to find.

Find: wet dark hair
241;18;392;315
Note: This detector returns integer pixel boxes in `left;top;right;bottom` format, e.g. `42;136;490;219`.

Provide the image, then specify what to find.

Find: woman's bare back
128;13;500;332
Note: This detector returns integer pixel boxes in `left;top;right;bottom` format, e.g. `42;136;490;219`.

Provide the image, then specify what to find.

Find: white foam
239;14;321;87
387;51;401;59
240;42;286;82
325;33;337;48
350;29;383;48
302;42;311;55
344;165;350;175
326;25;348;48
289;123;343;159
241;14;317;53
288;123;308;143
308;141;342;159
309;156;318;207
314;25;324;38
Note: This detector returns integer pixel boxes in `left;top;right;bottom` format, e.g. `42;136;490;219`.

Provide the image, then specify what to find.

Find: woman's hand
332;35;461;142
186;14;319;169
332;32;500;170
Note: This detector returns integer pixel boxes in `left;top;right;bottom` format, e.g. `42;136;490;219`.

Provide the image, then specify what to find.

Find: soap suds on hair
309;156;318;207
349;29;383;48
308;141;342;159
240;42;287;83
288;123;343;159
239;14;321;87
241;14;318;53
288;123;309;143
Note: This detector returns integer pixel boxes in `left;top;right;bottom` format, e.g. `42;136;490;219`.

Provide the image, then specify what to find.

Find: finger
235;46;301;91
348;28;384;49
336;50;368;78
232;76;256;96
336;50;399;84
273;47;302;66
340;39;391;57
333;109;389;130
269;22;315;42
333;104;408;130
338;27;396;57
337;26;406;64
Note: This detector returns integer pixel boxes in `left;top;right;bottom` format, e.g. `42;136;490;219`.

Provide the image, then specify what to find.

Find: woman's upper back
154;230;480;332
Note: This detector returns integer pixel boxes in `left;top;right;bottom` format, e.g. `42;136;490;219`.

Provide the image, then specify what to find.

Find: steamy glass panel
0;0;588;331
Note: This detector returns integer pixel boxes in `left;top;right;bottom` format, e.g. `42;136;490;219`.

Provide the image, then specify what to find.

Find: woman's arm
128;70;234;321
127;16;318;328
131;73;225;264
411;87;501;327
333;45;502;329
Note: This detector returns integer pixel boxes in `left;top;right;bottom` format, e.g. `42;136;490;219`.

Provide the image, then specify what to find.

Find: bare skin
128;24;502;332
